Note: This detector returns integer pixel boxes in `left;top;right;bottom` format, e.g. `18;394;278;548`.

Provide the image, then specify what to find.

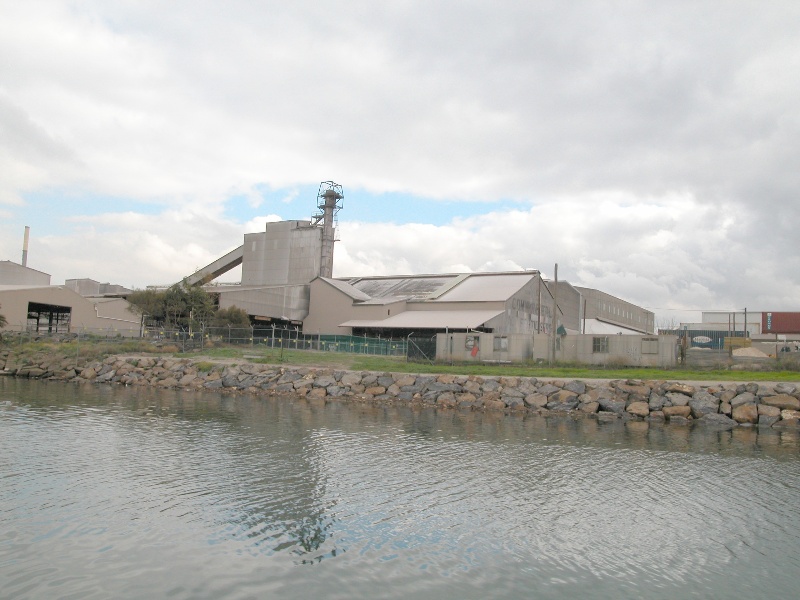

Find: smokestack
22;226;30;267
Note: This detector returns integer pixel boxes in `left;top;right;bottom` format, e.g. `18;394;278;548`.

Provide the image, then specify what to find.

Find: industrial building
182;181;343;326
0;263;140;335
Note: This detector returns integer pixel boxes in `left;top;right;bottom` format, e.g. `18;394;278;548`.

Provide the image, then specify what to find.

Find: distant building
66;279;133;297
0;261;50;286
0;263;140;335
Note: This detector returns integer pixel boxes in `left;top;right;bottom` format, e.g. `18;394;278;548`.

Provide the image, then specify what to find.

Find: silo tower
312;181;343;278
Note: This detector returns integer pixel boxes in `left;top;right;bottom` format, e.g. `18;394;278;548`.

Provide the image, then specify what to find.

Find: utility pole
551;263;558;364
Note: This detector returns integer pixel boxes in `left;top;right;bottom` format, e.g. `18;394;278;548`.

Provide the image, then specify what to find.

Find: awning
340;309;504;330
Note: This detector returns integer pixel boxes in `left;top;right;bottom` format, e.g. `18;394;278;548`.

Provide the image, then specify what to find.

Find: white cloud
0;0;798;324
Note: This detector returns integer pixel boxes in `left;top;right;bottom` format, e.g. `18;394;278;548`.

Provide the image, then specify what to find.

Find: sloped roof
319;277;371;301
435;273;535;302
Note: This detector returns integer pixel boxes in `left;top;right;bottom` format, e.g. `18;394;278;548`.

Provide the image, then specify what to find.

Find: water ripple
2;379;800;599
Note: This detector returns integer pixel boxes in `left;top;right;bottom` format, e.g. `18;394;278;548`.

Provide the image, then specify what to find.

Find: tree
0;303;7;328
126;289;166;324
210;306;251;327
127;281;216;329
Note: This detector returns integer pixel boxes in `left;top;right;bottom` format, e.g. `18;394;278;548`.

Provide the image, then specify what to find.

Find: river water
2;378;799;599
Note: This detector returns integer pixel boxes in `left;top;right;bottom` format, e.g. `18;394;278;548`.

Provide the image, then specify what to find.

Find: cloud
0;0;798;325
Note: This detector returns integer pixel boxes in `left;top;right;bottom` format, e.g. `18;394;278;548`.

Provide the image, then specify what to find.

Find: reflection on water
1;377;800;599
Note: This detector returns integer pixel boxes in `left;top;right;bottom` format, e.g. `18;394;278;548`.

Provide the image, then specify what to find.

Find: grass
3;339;799;382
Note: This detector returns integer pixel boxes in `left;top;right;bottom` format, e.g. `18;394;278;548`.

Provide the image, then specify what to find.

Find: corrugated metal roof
435;273;535;302
340;309;504;329
319;277;371;301
347;275;458;299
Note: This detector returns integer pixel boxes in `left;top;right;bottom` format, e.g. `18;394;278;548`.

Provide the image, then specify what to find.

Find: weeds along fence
142;327;408;357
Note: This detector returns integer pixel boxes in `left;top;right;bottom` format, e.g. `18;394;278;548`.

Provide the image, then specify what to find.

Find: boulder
761;395;800;411
759;415;780;427
598;396;627;414
730;392;757;408
732;403;758;424
665;383;696;395
626;401;650;417
663;406;692;419
696;414;738;429
564;380;587;395
524;393;548;408
758;404;781;417
689;391;720;418
579;401;599;414
774;383;797;395
666;392;692;407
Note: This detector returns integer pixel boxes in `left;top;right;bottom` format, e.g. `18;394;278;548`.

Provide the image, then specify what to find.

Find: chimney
22;226;30;267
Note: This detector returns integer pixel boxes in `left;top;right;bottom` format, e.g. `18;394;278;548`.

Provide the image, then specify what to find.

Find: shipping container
762;312;800;334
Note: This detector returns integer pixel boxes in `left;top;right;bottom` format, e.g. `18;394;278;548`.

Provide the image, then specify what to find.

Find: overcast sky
1;1;798;326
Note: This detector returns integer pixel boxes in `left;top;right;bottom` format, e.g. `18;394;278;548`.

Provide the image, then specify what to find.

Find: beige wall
557;334;677;367
436;332;677;367
0;287;141;335
0;262;50;286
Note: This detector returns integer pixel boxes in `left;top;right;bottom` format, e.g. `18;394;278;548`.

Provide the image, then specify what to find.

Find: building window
493;336;508;352
592;336;609;353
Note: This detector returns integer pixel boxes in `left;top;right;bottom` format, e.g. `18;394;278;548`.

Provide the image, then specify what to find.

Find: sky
1;0;799;327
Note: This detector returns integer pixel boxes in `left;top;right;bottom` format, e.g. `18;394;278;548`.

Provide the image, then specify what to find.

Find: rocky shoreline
2;352;800;429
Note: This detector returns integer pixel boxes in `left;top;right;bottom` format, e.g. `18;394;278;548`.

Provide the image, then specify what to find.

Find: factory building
303;271;552;337
183;182;343;326
0;264;140;335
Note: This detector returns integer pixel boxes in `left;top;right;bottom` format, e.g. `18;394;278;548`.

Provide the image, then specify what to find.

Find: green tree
126;289;166;324
127;281;216;329
210;306;251;327
0;303;7;328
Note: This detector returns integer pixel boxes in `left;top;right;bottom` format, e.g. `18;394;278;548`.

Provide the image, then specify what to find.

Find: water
2;378;799;599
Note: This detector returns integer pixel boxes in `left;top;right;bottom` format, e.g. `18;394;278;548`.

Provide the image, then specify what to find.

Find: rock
308;387;327;399
481;379;501;392
732;403;758;424
616;383;651;396
780;409;800;422
537;384;560;396
689;391;720;418
696;414;738;429
665;383;696;395
547;399;579;411
579;401;599;413
666;392;693;407
597;396;626;414
759;415;780;427
647;411;665;421
340;373;363;386
80;367;97;380
649;394;667;411
564;380;586;395
762;395;800;411
730;392;757;407
758;404;781;417
626;401;650;417
393;374;417;387
663;406;692;419
504;397;525;409
774;383;797;395
485;400;506;411
719;401;732;416
364;386;386;396
204;379;223;389
313;375;337;388
524;393;548;408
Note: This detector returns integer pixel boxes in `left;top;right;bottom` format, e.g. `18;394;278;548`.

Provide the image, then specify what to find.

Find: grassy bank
3;339;799;382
